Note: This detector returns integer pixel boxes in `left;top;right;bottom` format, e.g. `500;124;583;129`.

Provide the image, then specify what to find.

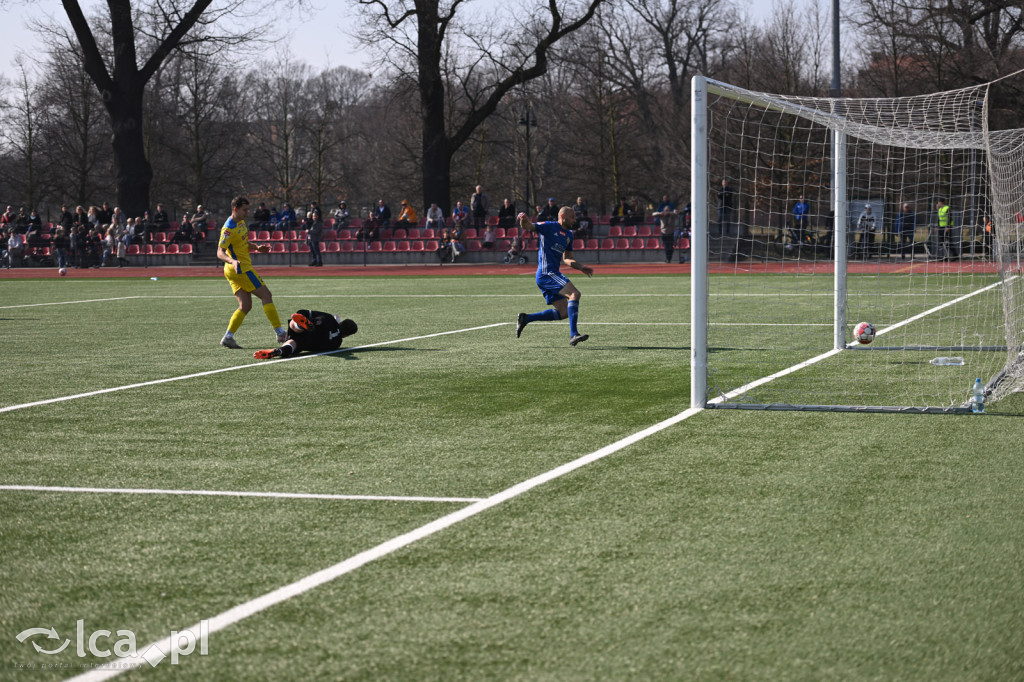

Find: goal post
690;76;1024;413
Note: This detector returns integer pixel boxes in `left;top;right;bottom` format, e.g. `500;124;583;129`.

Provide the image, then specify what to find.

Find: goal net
690;76;1024;413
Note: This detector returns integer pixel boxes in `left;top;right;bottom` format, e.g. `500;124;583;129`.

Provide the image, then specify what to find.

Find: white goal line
0;322;507;415
0;484;481;504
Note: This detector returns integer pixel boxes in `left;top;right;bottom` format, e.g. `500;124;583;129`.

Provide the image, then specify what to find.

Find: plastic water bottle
971;378;985;414
150;277;159;281
930;356;964;366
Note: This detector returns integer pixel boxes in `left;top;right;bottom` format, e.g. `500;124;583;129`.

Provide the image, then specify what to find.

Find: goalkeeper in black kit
252;310;358;359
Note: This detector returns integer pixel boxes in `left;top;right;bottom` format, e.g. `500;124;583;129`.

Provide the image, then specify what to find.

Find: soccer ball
58;267;67;276
853;321;875;344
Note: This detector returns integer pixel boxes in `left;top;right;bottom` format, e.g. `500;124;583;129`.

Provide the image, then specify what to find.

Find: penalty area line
70;403;705;682
0;485;482;504
0;322;507;415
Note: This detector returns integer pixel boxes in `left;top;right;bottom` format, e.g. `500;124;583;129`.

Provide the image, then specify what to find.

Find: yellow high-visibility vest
938;205;951;227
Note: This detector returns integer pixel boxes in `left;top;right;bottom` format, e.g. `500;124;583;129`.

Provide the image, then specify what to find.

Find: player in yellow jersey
217;196;287;348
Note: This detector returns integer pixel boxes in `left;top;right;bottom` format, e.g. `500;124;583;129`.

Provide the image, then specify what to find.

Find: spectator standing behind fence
653;195;677;263
58;205;74;230
425;202;443;232
470;185;489;231
894;203;916;260
497;198;516;228
716;179;734;236
930;199;947;261
305;203;324;267
937;199;958;260
855;204;875;259
332;202;350;229
792;195;809;245
51;227;70;271
374;199;391;231
153;203;169;229
395;200;417;228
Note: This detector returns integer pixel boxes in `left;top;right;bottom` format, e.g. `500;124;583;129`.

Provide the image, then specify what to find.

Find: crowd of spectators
1;201;211;269
1;188;694;269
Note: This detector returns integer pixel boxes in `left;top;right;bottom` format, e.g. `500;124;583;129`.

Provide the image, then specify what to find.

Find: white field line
0;296;144;309
0;485;481;504
70;405;705;682
66;276;1013;682
0;322;506;415
710;276;1009;403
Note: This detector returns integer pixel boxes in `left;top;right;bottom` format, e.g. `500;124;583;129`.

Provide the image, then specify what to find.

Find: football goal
690;75;1024;413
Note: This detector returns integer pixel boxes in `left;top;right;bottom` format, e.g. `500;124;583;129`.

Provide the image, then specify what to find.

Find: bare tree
357;0;606;213
0;58;44;209
57;0;289;216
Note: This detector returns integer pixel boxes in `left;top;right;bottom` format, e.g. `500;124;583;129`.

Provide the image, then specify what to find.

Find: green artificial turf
0;274;1021;680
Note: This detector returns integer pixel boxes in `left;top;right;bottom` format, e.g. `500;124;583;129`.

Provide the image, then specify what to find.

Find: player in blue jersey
515;206;594;346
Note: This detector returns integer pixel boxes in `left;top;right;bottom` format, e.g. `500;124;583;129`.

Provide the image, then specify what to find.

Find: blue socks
525;309;560;324
567;300;580;337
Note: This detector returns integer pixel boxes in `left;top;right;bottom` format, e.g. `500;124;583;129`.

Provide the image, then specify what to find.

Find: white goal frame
690;74;1022;413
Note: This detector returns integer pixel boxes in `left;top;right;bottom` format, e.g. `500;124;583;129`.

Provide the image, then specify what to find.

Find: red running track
0;260;1004;280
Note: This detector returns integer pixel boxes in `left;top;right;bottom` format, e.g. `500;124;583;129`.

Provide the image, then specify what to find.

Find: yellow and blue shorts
224;263;265;294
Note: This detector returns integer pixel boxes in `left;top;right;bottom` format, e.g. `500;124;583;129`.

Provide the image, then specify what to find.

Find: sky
0;0;783;80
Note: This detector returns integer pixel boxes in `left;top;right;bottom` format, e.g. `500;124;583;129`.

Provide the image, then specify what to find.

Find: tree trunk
417;2;452;215
108;95;153;217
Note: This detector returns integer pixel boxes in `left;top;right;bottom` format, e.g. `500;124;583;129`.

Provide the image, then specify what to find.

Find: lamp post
519;105;537;211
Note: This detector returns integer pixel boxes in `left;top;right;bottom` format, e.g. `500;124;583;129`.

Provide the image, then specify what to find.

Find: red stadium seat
586;239;599;250
393;228;407;240
270;230;286;241
622;226;638;238
396;241;411;252
496;239;512;251
572;239;585;250
323;229;337;240
337;229;351;240
296;230;308;241
256;230;271;241
382;241;397;252
646;238;661;249
608;226;622;238
379;228;393;240
349;217;363;229
367;241;382;252
492;227;505;239
127;244;140;255
341;241;355;253
326;241;341;253
410;240;425;252
271;243;286;254
179;244;192;255
424;240;440;251
504;227;519;238
637;225;653;237
612;238;627;250
297;242;310;253
165;243;179;255
630;238;645;249
467;239;483;252
464;228;478;239
485;216;499;226
153;231;168;243
408;228;421;239
285;230;298;241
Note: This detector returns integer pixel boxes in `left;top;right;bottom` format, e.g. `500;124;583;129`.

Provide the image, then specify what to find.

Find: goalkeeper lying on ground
253;310;358;359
